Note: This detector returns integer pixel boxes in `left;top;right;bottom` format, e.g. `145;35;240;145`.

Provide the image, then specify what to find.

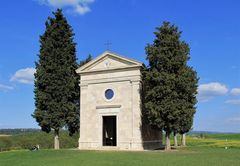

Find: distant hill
0;129;41;135
188;131;239;135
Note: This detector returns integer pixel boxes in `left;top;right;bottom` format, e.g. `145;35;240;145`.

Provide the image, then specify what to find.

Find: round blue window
105;89;114;100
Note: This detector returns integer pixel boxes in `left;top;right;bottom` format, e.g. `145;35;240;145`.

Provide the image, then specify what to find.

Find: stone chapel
76;51;162;150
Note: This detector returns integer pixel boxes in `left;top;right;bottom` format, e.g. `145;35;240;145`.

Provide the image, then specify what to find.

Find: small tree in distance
33;9;79;149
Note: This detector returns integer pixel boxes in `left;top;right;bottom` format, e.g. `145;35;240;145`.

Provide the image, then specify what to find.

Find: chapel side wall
141;123;162;149
131;79;162;150
140;81;162;150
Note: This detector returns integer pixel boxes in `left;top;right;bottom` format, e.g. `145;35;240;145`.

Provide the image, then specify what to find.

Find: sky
0;0;239;132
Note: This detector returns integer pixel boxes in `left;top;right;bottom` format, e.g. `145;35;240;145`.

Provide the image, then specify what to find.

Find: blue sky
0;0;239;132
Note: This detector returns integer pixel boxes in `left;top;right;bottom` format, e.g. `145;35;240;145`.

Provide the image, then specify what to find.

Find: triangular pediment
76;51;142;74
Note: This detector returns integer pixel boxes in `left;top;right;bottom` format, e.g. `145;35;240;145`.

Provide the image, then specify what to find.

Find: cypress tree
33;9;79;149
172;66;198;147
177;66;198;146
144;22;198;150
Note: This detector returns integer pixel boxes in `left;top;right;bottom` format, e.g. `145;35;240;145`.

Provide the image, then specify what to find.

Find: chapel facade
76;51;162;150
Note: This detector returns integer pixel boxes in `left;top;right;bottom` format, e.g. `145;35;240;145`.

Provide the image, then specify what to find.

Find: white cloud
0;84;13;92
38;0;95;15
230;88;240;96
225;99;240;105
10;68;36;84
198;82;228;102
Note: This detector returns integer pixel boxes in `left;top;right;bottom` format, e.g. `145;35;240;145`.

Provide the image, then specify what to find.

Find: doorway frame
102;115;117;146
100;113;118;147
97;106;120;148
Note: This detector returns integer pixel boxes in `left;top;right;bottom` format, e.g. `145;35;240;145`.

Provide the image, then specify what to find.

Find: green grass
0;147;240;166
1;133;240;165
186;134;240;148
160;133;240;149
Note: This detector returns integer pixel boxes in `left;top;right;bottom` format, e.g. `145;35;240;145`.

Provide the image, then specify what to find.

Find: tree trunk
165;132;171;150
54;130;60;150
174;132;178;147
181;133;186;146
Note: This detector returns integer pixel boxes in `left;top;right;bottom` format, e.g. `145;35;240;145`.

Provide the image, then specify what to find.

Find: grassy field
0;133;240;166
0;147;240;166
186;133;240;148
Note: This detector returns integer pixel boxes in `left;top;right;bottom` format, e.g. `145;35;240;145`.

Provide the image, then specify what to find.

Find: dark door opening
102;116;117;146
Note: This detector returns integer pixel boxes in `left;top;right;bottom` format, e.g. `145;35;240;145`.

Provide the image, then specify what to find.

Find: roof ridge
76;51;143;73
